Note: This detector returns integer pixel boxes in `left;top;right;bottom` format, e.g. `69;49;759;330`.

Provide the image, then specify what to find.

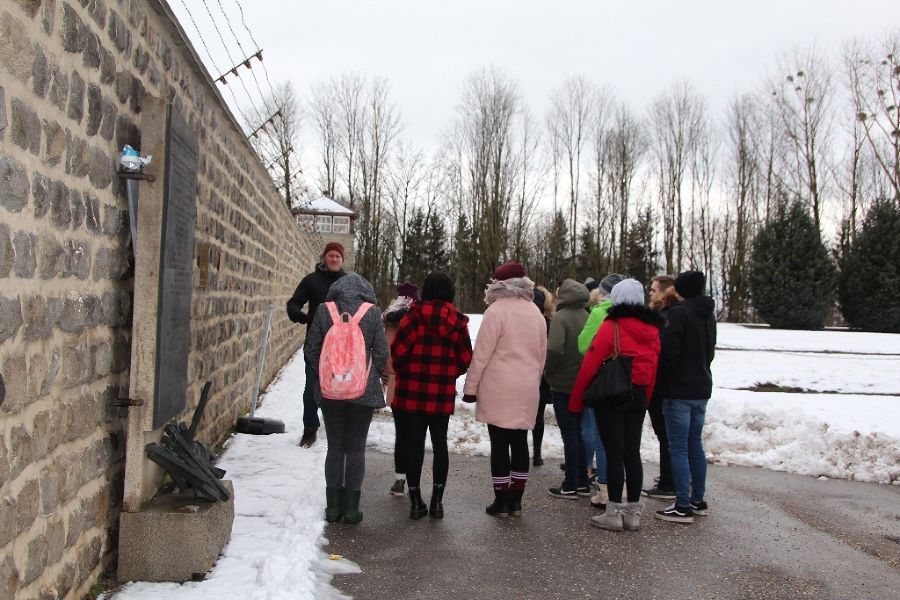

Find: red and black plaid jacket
390;300;473;415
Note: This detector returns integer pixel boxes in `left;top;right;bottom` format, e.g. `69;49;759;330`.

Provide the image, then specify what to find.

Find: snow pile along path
111;349;356;600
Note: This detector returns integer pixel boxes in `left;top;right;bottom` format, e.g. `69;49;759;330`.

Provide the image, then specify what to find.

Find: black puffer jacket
303;273;388;408
658;296;717;400
286;262;346;326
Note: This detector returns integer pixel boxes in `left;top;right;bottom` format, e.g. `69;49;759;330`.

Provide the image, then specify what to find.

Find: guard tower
292;195;358;269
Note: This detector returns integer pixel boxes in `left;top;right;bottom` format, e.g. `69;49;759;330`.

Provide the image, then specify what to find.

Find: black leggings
401;412;450;489
647;393;673;488
488;424;529;480
595;386;647;503
532;399;549;456
392;407;407;475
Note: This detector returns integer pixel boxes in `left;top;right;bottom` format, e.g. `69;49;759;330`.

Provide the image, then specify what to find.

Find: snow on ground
111;317;899;598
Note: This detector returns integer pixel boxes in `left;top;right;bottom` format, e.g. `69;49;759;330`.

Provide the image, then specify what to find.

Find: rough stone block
65;134;88;178
84;192;101;232
41;0;55;35
47;518;65;564
38;234;63;279
13;456;37;512
110;333;129;374
24;534;49;585
0;84;6;138
42;118;66;166
83;30;100;69
88;146;112;189
48;65;69;112
102;204;126;237
61;341;93;387
0;156;30;213
99;44;115;83
32;43;49;97
114;113;138;149
0;496;14;547
0;551;18;600
68;70;84;123
11;97;41;154
130;74;144;113
55;562;76;600
43;347;60;395
100;95;116;140
86;83;101;136
31;408;51;458
14;0;41;19
39;463;63;517
88;0;107;29
22;294;62;341
118;481;234;583
32;171;50;218
76;536;101;588
101;289;130;327
0;223;12;277
62;238;92;279
107;10;130;55
13;230;37;278
93;246;127;280
0;10;35;82
114;69;131;104
50;180;72;228
0;354;25;414
69;187;84;229
92;338;111;377
0;295;22;343
62;2;86;53
0;431;8;490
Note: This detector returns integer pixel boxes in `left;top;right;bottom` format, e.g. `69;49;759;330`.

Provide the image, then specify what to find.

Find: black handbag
583;321;633;409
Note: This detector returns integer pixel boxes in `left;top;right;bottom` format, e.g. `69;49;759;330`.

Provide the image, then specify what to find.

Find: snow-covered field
111;318;899;599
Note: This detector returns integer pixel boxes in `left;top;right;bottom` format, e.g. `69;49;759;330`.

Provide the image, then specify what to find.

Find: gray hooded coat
303;273;388;408
544;279;590;393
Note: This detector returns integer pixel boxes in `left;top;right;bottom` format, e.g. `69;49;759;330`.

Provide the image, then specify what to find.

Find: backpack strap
350;302;373;326
325;301;341;325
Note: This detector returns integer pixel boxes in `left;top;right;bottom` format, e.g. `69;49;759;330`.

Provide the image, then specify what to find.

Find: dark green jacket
544;279;589;393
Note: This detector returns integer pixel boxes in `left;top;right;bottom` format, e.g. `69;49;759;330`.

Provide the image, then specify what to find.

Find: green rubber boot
342;489;363;524
325;488;343;523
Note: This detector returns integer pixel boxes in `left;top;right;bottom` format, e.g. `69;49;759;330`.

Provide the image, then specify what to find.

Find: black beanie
422;272;455;303
675;270;706;298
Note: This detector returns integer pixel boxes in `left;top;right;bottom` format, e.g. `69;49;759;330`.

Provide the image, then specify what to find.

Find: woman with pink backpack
304;273;388;525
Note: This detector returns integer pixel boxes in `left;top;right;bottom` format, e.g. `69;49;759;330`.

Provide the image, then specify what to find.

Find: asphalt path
325;449;900;600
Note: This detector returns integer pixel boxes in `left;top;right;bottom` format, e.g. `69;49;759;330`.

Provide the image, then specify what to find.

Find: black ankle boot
485;490;510;517
508;489;523;517
408;487;428;520
429;483;445;519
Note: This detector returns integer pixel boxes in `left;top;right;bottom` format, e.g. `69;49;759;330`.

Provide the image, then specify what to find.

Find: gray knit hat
599;273;625;294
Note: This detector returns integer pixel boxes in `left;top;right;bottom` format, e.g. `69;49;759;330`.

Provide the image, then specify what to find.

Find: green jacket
578;298;613;354
544;279;589;393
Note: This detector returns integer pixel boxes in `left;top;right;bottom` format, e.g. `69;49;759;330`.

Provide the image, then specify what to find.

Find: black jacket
286;262;346;326
658;296;716;400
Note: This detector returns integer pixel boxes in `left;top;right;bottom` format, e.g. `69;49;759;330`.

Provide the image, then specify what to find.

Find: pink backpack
318;301;373;400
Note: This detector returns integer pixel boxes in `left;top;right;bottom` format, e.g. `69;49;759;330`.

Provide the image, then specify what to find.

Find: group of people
287;241;716;531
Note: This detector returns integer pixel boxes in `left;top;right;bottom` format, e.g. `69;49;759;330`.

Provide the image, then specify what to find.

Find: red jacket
569;304;662;413
390;300;473;415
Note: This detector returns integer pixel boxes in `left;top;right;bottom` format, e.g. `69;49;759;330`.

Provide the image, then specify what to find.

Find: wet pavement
325;450;900;600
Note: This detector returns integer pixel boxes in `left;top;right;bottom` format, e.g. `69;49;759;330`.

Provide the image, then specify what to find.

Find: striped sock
492;475;511;492
510;471;528;492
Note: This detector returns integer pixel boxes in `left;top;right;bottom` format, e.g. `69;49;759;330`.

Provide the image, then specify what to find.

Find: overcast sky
171;0;899;157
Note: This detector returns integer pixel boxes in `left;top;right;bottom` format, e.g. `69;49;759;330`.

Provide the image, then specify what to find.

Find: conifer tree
748;201;836;329
838;202;900;332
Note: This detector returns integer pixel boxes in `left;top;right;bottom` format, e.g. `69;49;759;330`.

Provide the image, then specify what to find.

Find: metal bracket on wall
117;170;156;182
114;397;145;418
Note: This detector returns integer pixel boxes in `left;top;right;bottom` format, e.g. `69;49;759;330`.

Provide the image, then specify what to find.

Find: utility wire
233;0;279;99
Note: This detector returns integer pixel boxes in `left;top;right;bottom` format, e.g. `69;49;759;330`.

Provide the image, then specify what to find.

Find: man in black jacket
654;270;716;524
287;241;347;447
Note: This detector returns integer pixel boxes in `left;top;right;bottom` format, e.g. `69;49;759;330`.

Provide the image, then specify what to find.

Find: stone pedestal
117;481;234;583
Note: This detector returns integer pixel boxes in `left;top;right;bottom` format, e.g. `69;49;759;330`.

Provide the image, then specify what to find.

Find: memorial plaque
153;107;198;428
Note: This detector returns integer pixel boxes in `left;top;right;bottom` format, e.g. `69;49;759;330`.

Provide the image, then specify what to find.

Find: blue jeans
663;399;708;507
581;407;607;484
552;392;588;489
303;359;321;429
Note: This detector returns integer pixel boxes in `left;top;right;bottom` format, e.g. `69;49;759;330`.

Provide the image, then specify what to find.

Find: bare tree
845;32;900;206
308;81;339;199
769;47;837;230
546;76;595;274
604;103;647;272
649;80;707;273
250;81;303;208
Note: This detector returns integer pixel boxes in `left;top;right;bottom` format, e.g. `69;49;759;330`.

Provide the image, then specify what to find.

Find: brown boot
299;427;317;448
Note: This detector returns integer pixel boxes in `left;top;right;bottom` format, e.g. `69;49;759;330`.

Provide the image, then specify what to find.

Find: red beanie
323;241;344;258
493;261;526;281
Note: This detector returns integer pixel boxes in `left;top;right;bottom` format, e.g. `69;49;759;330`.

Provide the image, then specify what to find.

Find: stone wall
0;1;318;598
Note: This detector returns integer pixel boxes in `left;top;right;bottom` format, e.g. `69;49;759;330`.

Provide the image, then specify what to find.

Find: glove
462;394;477;404
291;310;308;324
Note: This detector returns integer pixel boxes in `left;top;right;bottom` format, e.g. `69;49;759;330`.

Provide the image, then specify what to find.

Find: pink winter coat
463;297;548;430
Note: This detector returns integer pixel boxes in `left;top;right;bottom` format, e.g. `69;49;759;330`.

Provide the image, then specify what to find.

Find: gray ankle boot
622;501;642;531
590;502;624;531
